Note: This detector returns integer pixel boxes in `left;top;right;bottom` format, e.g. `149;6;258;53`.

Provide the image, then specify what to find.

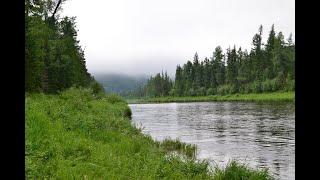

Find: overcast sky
61;0;295;77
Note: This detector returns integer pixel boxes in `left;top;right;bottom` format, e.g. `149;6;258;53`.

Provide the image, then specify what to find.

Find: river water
129;102;295;180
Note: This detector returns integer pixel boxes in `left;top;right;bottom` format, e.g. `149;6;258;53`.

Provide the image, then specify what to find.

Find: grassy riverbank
26;88;272;179
127;91;294;104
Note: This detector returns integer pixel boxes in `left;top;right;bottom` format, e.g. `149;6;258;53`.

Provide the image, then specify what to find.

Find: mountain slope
94;73;148;94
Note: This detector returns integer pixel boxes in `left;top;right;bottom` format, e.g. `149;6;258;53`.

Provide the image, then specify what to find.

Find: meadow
26;88;273;179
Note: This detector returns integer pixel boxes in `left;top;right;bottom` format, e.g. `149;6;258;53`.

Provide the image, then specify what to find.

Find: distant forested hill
94;73;148;95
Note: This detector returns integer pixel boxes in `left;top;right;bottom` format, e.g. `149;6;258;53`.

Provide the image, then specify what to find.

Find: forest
132;25;295;98
25;0;103;94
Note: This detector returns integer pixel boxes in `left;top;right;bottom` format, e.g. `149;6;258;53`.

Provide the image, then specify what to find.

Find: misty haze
61;0;295;77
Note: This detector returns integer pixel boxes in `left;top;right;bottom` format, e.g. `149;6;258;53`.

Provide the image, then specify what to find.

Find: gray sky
61;0;295;77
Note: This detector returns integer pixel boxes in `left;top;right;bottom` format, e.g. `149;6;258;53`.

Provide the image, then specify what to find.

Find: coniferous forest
134;25;294;98
25;0;103;94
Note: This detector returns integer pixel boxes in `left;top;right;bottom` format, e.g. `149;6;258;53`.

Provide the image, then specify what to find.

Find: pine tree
203;57;212;88
251;25;263;81
265;24;276;79
25;0;94;93
184;60;193;95
192;52;201;89
213;46;224;86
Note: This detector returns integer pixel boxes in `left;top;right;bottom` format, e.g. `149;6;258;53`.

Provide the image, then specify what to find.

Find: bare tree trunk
51;0;62;18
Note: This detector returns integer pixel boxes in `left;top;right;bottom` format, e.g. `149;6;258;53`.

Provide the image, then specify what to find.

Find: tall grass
212;160;274;180
157;138;197;158
26;87;272;179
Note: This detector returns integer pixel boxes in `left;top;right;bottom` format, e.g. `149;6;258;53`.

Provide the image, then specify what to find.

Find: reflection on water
129;102;295;180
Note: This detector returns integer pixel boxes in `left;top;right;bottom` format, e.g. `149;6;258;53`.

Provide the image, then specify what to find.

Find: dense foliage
134;25;294;97
25;0;102;93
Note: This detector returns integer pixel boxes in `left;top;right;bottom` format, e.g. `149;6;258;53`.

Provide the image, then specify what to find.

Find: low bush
206;88;216;95
217;84;237;95
188;88;197;96
196;87;207;96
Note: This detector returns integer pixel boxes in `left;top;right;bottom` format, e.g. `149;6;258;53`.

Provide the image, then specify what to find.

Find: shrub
238;84;247;94
217;84;236;95
123;106;132;119
188;88;197;96
60;87;94;102
251;81;262;93
196;87;206;96
90;81;105;96
105;93;125;104
217;85;226;95
240;84;251;93
284;79;295;91
261;79;272;92
206;88;216;95
261;79;280;92
169;89;175;96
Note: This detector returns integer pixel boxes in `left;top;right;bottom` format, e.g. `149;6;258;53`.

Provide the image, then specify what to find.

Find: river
129;102;295;180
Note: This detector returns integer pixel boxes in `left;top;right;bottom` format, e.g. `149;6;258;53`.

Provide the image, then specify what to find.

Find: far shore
126;91;294;104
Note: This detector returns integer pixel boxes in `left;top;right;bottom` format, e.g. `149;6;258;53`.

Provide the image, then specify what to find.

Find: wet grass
26;87;273;179
157;138;197;158
127;91;294;104
213;160;274;180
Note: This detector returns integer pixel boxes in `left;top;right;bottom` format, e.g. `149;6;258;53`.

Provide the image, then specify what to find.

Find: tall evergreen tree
192;52;201;89
133;24;294;98
265;24;276;79
212;46;225;86
226;46;237;85
174;65;184;96
25;0;96;94
251;26;263;81
203;57;212;88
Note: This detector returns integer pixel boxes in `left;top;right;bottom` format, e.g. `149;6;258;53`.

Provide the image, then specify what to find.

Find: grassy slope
127;91;294;104
26;88;272;179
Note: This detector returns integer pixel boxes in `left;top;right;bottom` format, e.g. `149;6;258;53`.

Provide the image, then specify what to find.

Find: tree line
132;25;294;97
25;0;103;94
143;72;173;97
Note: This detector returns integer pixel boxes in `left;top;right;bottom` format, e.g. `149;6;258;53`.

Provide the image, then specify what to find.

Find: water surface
129;102;295;180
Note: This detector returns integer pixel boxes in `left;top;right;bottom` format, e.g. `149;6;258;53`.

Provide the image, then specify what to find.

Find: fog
61;0;295;77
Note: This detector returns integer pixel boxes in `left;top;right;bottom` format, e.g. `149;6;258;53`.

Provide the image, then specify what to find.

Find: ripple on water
129;102;295;180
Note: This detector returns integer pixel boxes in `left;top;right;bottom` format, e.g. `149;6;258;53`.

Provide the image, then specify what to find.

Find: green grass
127;91;294;104
213;160;273;180
157;138;197;159
26;87;273;179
